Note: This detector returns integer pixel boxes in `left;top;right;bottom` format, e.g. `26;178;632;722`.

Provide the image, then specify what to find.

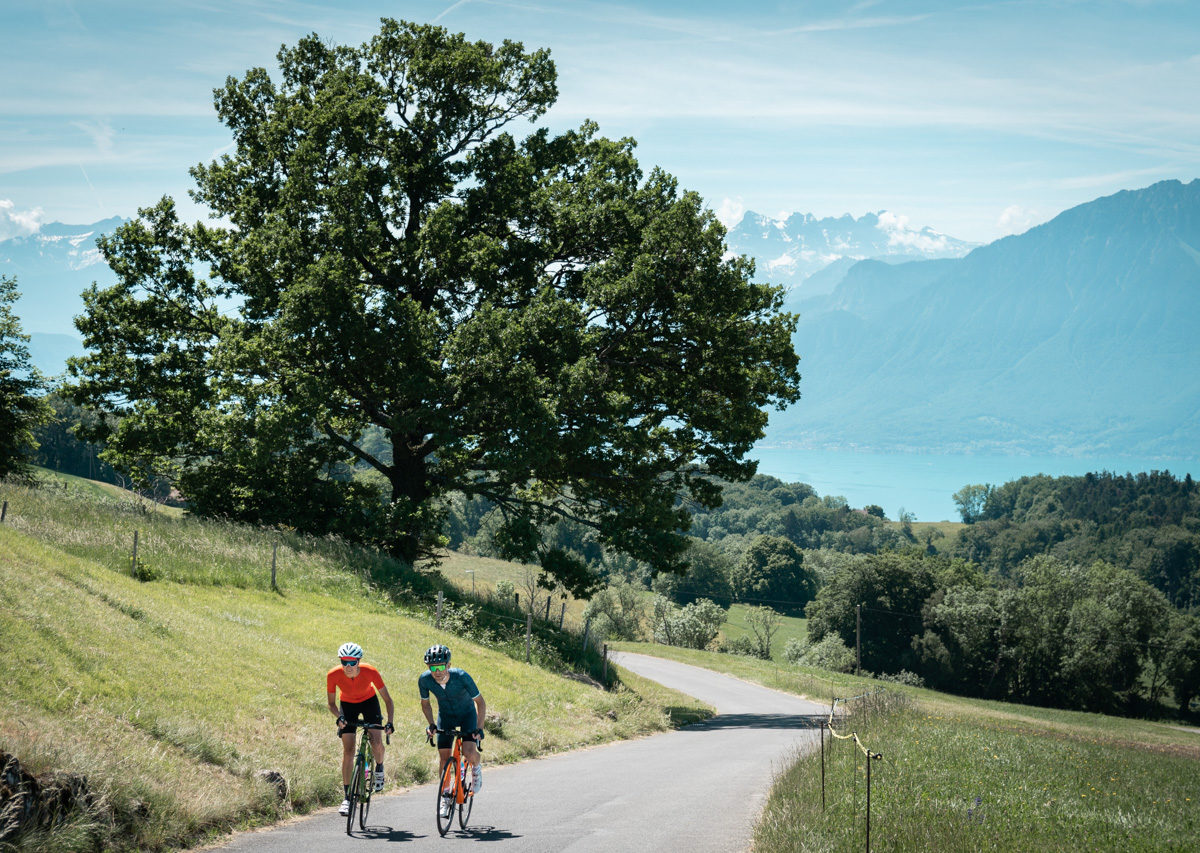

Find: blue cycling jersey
418;667;480;719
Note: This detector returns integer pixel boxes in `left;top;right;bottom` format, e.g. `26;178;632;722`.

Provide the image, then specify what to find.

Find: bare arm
378;684;395;727
421;697;436;728
328;690;345;729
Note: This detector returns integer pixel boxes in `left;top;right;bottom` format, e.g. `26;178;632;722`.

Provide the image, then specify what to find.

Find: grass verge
0;482;709;851
612;642;1200;852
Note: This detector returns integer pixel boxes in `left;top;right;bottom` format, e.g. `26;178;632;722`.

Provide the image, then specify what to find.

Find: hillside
0;478;709;851
767;178;1200;457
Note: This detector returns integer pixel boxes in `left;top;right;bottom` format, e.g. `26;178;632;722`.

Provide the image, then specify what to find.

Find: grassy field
611;642;1200;852
719;603;807;659
0;479;712;852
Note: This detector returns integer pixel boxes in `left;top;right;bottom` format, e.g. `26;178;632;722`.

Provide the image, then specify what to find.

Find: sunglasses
340;659;360;666
428;664;447;672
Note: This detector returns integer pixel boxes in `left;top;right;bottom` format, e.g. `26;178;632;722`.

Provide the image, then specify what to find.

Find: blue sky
3;0;1199;243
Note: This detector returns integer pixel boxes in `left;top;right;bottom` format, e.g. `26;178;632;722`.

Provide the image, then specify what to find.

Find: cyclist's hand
336;714;347;731
384;722;394;735
473;728;485;743
426;724;437;740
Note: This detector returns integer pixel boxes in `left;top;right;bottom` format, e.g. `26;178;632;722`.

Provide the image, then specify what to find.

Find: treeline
952;471;1200;608
804;549;1200;716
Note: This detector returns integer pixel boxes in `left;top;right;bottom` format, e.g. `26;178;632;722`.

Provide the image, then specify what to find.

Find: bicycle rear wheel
436;757;458;837
458;783;473;829
346;752;363;836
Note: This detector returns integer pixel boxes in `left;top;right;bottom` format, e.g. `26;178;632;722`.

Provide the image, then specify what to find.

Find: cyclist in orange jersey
327;642;395;816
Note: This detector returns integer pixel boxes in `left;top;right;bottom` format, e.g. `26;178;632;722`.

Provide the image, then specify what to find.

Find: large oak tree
69;20;800;594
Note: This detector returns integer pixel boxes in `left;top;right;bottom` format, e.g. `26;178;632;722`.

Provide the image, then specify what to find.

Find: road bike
428;726;482;837
345;722;389;836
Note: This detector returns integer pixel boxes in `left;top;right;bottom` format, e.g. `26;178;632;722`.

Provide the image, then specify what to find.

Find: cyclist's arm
377;684;395;729
328;691;344;726
420;697;436;729
473;694;486;734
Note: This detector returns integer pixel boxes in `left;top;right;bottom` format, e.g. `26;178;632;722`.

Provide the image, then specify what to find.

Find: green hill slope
0;480;709;851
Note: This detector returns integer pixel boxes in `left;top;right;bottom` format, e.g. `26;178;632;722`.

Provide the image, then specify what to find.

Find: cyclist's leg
339;730;356;786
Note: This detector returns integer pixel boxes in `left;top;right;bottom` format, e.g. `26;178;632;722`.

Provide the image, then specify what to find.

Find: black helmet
424;644;451;666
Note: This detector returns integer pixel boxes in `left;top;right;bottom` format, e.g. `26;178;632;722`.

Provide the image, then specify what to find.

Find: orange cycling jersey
327;663;386;704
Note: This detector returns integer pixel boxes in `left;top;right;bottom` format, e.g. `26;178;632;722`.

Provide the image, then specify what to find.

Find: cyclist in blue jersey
419;644;486;805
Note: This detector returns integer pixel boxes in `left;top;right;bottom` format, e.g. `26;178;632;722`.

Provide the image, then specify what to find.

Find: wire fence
821;688;887;852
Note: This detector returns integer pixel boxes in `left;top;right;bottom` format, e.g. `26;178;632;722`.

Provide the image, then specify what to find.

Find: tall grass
607;642;1200;852
0;480;712;851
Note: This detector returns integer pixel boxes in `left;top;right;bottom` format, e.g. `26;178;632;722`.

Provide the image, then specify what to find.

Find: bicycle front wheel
346;753;363;836
436;758;458;837
358;761;372;831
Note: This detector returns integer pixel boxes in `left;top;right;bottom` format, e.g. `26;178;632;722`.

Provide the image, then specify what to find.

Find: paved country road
215;652;827;852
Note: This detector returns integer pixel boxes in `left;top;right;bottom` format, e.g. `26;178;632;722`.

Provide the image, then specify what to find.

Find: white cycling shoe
338;798;350;816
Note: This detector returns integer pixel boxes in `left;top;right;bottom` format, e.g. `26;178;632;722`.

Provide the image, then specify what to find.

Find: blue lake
749;447;1199;522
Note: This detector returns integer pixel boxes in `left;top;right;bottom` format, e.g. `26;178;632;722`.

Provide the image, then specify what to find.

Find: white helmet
338;642;364;662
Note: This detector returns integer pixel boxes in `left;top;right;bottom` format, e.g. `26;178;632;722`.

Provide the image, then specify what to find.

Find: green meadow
0;479;710;852
611;642;1200;852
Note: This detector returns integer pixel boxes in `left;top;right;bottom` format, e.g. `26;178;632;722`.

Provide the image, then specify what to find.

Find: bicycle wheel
358;755;372;831
457;764;473;830
346;750;363;836
436;757;458;837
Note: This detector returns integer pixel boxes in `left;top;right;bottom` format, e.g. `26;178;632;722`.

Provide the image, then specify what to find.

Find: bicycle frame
346;722;388;836
430;726;479;836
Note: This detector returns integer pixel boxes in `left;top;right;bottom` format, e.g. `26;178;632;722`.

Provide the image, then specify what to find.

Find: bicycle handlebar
343;721;391;744
425;726;484;749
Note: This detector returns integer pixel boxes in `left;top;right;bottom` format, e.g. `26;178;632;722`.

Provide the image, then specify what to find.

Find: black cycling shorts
337;694;383;739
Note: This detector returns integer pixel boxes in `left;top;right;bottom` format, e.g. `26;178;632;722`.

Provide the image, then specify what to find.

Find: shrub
719;635;760;657
783;636;809;665
801;634;856;673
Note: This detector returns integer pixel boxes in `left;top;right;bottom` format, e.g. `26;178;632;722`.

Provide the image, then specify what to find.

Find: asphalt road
215;652;826;852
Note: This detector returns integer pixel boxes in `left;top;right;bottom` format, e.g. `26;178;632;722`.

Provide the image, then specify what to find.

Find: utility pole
856;603;862;676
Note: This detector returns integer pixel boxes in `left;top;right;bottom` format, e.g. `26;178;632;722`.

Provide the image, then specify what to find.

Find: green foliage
953;482;992;523
0;276;52;479
799;634;856;673
729;535;816;613
650;595;726;650
582;579;647;641
30;392;121;485
805;551;941;674
650;538;733;606
717;634;760;657
742;604;782;659
66;20;800;598
953;470;1200;607
687;475;906;557
782;636;808;664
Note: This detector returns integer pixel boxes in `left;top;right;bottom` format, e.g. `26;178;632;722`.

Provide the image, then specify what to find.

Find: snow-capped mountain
725;210;976;295
0;216;123;336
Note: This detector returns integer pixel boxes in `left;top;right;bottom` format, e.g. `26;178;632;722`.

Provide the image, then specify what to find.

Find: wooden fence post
582;616;592;653
544;595;551;621
131;530;139;576
525;613;532;663
1;500;7;523
436;590;443;630
270;543;278;591
559;600;566;630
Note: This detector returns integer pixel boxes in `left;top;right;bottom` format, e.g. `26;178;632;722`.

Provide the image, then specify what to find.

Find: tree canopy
67;20;800;595
0;276;50;479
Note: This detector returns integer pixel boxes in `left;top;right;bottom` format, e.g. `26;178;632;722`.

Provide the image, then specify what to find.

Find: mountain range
768;179;1200;457
3;180;1198;459
723;210;976;294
